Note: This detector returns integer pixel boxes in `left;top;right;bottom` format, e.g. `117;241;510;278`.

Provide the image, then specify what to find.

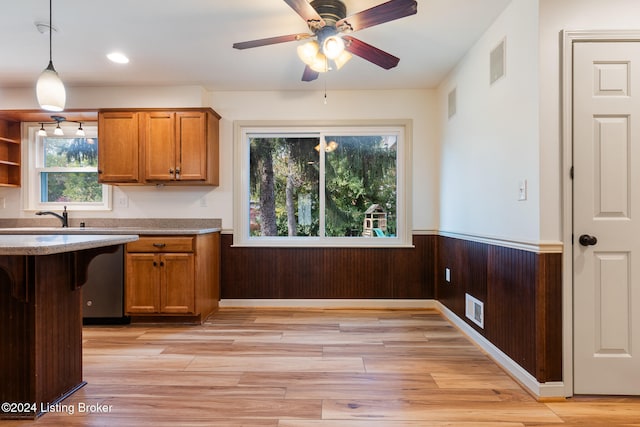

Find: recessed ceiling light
107;52;129;64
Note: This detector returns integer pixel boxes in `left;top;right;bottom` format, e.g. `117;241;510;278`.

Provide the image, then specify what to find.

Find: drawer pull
152;243;167;248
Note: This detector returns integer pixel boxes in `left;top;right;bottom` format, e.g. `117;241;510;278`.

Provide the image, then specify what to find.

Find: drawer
126;236;194;253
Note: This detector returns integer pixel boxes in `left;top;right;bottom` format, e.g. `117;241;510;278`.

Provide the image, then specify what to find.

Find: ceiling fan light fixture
297;41;320;65
322;35;345;60
309;53;330;73
333;50;352;70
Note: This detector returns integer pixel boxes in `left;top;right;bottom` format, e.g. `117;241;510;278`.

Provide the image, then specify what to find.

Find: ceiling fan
232;0;418;82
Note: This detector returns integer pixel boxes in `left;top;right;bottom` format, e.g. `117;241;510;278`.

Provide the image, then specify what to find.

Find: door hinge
570;166;574;179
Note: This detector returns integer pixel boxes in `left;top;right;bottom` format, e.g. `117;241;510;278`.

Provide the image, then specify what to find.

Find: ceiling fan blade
233;33;312;50
343;36;400;69
336;0;417;32
284;0;325;27
302;65;320;82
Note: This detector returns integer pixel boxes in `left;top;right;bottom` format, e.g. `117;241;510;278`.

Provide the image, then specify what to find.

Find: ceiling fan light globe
309;53;329;73
323;35;345;60
297;41;320;65
36;65;66;112
333;50;352;69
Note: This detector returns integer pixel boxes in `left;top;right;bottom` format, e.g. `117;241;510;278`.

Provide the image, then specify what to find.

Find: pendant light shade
37;0;65;112
37;61;66;112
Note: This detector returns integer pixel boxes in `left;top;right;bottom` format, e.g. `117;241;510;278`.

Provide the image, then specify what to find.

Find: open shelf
0;119;21;187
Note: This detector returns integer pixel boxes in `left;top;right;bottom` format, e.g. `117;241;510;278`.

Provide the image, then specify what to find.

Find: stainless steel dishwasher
82;245;130;324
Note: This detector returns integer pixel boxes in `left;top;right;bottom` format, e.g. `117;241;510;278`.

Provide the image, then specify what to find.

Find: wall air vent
448;87;457;119
465;293;484;329
490;38;506;85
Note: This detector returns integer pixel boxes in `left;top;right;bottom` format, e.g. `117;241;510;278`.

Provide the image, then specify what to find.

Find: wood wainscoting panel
220;234;435;300
436;237;488;324
436;236;562;383
486;245;538;377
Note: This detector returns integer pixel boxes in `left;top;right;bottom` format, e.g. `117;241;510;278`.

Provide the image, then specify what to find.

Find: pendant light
36;0;66;112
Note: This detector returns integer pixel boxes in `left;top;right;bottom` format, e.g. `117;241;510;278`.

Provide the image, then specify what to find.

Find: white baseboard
218;298;567;399
219;299;438;309
435;301;567;399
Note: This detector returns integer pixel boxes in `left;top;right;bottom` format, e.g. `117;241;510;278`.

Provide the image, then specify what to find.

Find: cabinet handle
97;169;103;174
153;261;157;267
160;261;165;267
152;243;166;248
169;168;174;175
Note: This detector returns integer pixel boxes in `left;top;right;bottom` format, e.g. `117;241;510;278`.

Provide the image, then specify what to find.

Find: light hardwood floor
5;308;640;426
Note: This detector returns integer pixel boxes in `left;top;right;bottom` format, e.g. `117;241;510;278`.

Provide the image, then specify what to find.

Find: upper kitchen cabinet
98;108;220;186
0;118;21;187
143;110;219;184
98;111;141;183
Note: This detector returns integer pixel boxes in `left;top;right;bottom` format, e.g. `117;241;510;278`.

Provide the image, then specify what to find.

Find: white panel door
573;41;640;395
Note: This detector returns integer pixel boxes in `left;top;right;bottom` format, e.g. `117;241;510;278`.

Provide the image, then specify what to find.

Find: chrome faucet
35;206;69;227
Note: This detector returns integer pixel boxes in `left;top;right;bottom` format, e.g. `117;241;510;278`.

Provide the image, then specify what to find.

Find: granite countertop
0;234;139;256
0;227;220;235
0;218;222;236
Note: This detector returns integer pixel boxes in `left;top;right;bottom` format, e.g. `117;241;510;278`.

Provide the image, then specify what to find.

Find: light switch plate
518;179;527;201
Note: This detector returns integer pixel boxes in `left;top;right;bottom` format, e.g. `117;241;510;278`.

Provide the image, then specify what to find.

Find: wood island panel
0;238;136;420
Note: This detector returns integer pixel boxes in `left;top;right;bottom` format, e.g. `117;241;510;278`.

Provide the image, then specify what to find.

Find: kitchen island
0;234;138;420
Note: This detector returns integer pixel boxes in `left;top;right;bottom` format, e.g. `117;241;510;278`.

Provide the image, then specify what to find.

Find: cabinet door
144;112;176;181
176;111;207;181
160;253;195;314
98;111;140;183
125;253;160;313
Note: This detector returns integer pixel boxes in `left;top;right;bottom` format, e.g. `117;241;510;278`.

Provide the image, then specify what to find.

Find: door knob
579;234;598;246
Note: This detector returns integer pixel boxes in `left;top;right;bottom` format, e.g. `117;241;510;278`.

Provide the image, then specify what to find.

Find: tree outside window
244;126;405;246
40;136;102;203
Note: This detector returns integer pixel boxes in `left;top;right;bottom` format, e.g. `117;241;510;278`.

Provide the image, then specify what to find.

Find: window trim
22;122;112;212
233;120;413;248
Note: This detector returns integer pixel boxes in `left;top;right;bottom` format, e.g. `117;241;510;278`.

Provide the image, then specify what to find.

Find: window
24;123;111;211
234;121;412;247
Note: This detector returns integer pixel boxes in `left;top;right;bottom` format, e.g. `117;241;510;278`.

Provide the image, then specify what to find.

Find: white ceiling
0;0;512;92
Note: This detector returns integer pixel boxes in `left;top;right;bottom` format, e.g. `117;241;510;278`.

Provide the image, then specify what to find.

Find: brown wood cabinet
125;232;220;323
97;111;141;183
98;108;220;185
0;118;21;187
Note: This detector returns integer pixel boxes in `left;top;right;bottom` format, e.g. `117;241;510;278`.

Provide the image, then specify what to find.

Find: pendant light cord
48;0;53;64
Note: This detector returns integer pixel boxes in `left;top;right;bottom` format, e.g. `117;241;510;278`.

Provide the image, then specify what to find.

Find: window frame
23;122;112;212
233;120;413;248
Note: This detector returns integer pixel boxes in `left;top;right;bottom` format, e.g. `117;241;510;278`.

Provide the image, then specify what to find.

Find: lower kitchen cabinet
125;232;219;323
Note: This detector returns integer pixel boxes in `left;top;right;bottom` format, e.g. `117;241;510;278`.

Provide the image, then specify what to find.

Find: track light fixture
37;116;86;137
36;0;66;112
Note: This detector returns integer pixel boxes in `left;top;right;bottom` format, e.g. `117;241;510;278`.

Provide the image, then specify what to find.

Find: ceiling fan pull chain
324;78;328;104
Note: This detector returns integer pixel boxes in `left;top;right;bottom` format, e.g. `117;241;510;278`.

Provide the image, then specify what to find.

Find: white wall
436;0;541;243
0;87;439;232
539;0;640;241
